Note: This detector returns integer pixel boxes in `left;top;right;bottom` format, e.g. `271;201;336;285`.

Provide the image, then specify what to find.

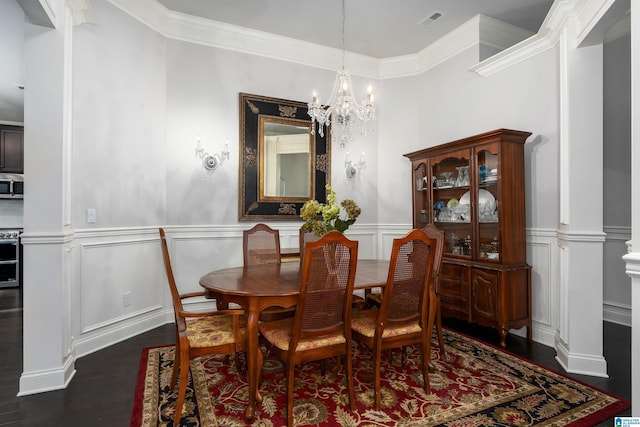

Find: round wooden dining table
199;259;389;420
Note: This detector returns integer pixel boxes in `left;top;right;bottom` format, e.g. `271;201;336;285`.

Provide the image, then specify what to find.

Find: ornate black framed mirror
239;93;331;221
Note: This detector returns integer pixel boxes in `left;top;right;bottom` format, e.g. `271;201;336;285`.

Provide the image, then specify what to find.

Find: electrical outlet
123;291;132;307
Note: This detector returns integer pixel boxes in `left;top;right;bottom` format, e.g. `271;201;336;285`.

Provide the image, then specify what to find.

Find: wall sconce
345;151;365;179
195;136;230;171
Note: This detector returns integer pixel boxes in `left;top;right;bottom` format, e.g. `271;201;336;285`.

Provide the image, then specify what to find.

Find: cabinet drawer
440;293;467;310
441;262;467;281
440;278;467;295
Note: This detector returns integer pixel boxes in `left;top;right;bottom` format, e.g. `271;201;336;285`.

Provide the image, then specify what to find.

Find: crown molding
377;16;480;79
470;33;554;77
379;14;532;79
108;0;168;34
471;0;575;77
166;10;381;78
16;0;56;28
106;0;619;81
478;15;535;50
573;0;618;46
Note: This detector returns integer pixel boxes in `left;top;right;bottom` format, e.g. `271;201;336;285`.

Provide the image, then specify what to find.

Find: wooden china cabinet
404;129;532;348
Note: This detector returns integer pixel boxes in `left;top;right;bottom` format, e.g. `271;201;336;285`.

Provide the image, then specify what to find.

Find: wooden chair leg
373;348;382;410
171;331;180;389
421;340;431;394
170;349;180;390
286;363;296;427
436;298;446;357
174;346;190;427
345;351;355;410
422;293;437;394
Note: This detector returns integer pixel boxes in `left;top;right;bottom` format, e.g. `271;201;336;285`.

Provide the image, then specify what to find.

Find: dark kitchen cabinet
1;125;24;173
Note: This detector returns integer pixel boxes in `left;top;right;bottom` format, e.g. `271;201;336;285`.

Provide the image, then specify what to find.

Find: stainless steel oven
0;229;22;288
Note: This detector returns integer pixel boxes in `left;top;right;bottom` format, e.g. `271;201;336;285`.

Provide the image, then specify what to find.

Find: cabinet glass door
477;146;499;261
431;150;471;258
413;162;428;228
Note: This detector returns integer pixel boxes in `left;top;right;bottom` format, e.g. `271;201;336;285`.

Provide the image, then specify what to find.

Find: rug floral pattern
132;329;628;427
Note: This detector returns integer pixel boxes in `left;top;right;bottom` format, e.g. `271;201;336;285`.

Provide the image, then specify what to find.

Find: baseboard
603;300;631;327
73;308;173;359
18;354;76;396
555;336;609;378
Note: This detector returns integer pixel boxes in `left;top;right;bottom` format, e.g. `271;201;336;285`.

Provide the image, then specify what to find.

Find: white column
19;0;76;395
554;25;608;377
625;0;640;415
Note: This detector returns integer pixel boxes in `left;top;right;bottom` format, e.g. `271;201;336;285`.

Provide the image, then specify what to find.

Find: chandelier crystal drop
307;0;377;148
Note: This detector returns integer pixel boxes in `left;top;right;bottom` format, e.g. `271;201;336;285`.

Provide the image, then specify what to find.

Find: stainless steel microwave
0;174;23;199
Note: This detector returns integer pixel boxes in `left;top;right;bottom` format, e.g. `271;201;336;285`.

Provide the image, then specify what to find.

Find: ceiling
155;0;555;59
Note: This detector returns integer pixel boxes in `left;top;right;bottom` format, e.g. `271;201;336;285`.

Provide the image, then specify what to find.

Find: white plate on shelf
459;189;495;206
483;177;497;182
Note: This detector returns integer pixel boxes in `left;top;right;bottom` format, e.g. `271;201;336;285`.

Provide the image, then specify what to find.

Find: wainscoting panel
79;236;164;335
378;226;414;260
171;233;243;295
526;229;558;347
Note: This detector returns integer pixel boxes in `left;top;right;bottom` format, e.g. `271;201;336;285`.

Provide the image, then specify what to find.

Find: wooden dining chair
420;223;446;356
244;223;297;322
258;231;359;427
243;223;282;265
298;227;319;269
351;228;437;410
159;228;247;427
365;224;446;356
300;227;366;310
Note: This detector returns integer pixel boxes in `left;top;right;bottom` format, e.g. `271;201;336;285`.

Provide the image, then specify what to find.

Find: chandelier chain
341;0;345;70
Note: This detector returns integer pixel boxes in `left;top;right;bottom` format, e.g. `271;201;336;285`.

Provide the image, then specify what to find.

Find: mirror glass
260;117;313;199
239;93;331;221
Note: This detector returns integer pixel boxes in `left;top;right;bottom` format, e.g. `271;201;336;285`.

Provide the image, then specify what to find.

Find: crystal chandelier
307;0;376;148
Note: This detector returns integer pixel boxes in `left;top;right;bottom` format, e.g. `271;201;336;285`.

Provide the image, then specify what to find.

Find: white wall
72;0;167;229
163;37;379;227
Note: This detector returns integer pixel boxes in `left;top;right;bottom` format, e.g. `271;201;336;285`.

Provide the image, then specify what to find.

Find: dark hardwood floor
0;287;631;426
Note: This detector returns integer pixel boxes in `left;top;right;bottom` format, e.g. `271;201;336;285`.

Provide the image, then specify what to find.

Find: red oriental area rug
131;328;629;426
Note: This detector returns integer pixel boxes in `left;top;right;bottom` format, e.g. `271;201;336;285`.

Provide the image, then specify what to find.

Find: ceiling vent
418;11;444;27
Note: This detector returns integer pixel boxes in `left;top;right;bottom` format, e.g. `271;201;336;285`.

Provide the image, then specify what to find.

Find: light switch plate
87;208;96;223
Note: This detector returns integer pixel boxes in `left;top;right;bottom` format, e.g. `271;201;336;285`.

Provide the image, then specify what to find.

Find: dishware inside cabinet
477;147;500;260
430;151;471;259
